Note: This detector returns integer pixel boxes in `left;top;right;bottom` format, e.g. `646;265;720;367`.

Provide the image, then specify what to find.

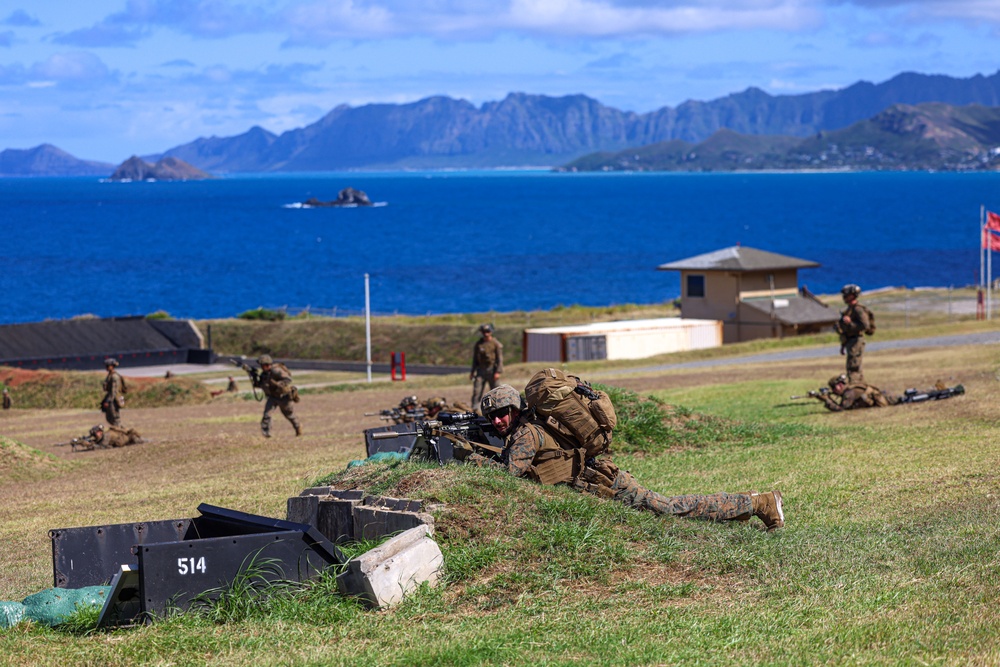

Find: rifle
790;387;830;400
364;406;427;423
55;436;103;452
365;411;504;464
899;384;965;404
228;356;263;401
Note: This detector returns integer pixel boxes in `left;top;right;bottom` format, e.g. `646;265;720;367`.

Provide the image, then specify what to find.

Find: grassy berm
0;368;210;410
0;311;998;664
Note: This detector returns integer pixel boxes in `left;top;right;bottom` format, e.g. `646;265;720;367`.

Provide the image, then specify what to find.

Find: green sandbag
21;586;111;627
0;601;25;629
347;451;410;468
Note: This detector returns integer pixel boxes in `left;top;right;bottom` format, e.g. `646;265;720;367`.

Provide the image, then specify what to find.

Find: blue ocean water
1;171;995;324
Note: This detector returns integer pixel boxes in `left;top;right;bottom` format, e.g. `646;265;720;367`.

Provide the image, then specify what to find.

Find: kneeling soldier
458;385;784;531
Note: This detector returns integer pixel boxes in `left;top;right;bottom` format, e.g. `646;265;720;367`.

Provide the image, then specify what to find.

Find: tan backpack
524;368;617;458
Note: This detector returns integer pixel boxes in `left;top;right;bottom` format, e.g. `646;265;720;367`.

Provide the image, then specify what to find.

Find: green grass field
0;303;998;665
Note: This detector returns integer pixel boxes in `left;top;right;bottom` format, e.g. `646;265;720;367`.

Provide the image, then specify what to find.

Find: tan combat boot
294;424;302;437
751;491;784;531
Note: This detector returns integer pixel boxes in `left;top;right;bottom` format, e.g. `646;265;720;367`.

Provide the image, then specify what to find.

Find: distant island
558;103;1000;173
0;144;112;177
109;156;213;181
302;187;372;207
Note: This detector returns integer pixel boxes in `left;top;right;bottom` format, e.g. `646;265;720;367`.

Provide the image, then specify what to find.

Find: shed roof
524;317;719;335
0;317;196;363
740;296;839;326
657;246;819;272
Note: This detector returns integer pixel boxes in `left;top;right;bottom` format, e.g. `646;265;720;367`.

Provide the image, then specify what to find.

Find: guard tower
658;245;838;344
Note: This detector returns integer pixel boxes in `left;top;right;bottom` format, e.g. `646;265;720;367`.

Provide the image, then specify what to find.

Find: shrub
238;307;286;321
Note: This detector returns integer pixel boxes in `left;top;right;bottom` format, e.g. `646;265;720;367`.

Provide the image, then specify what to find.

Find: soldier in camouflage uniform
459;385;785;530
834;284;873;383
469;324;503;411
253;355;302;438
815;374;963;411
71;424;144;451
813;374;899;411
100;358;126;426
2;388;10;410
422;396;474;419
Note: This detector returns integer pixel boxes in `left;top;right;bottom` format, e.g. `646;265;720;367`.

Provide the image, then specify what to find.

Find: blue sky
2;0;999;163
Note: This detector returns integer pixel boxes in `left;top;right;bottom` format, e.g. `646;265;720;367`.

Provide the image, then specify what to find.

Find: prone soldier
470;324;503;411
100;358;127;426
422;396;473;419
834;284;874;383
66;424;144;451
813;374;964;412
457;385;785;531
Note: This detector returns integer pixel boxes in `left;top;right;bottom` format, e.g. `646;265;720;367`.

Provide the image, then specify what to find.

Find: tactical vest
524;368;617;459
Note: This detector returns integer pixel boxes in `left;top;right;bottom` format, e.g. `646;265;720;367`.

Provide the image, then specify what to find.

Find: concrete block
363;495;424;512
299;487;364;501
317;498;362;544
286;495;362;544
354;506;434;541
286;495;319;527
336;525;443;609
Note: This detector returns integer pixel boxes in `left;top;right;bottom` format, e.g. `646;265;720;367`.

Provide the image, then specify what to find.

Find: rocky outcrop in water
303;187;372;207
109;156;212;181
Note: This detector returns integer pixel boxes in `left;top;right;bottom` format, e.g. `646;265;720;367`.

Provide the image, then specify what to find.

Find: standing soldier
834;284;874;383
2;387;11;410
101;358;126;426
469;324;503;411
226;376;238;392
253;355;302;438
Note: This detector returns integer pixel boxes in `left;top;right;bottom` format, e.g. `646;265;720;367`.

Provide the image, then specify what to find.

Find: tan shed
522;318;722;363
657;245;838;344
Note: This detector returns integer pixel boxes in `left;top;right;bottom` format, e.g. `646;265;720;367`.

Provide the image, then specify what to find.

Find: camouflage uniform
835;302;872;383
102;368;126;426
818;382;900;411
255;363;301;436
423;397;474;418
470;335;504;409
72;425;143;451
466;414;753;522
2;389;10;410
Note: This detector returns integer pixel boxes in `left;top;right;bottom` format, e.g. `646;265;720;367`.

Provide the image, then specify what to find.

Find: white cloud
29;52;115;85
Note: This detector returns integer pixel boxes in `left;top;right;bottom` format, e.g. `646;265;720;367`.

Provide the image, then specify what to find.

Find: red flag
984;227;1000;251
988;211;1000;232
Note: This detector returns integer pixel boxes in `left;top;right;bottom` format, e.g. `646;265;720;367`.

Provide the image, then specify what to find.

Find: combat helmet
90;424;104;436
400;395;418;408
841;284;861;299
479;323;494;334
828;374;848;389
257;354;273;365
104;358;119;367
481;384;524;416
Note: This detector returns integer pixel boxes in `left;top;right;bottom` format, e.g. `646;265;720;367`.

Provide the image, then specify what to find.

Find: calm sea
1;171;995;324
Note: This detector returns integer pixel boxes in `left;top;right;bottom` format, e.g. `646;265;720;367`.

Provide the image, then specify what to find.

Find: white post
365;273;372;383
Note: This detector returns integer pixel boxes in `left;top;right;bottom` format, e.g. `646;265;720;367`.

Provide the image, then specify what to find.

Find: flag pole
981;206;987;321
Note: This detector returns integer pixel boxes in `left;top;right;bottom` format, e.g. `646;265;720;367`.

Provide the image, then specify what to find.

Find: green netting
347;451;410;468
19;586;111;627
0;602;25;629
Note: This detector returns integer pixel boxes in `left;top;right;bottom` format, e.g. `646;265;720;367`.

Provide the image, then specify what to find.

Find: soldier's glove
451;439;474;462
839;346;846;355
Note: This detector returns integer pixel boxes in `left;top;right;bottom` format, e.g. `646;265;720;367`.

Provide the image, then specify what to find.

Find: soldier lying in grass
456;385;784;531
